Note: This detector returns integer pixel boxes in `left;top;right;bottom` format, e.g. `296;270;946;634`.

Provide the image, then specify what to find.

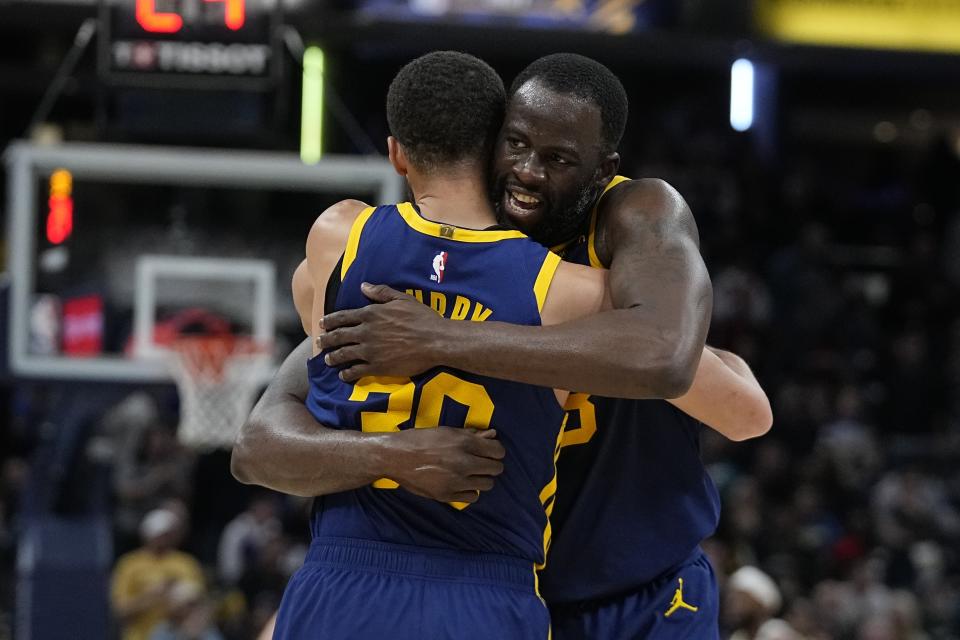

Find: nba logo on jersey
431;251;448;283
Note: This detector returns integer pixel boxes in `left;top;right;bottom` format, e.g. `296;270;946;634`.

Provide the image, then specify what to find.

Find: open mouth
502;188;544;226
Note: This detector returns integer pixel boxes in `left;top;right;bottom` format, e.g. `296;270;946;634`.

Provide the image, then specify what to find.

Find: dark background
2;0;960;638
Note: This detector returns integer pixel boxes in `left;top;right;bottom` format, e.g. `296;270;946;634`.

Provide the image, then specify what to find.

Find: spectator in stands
237;529;295;610
114;417;195;553
216;493;280;587
725;565;798;640
111;505;205;640
148;581;223;640
872;468;960;550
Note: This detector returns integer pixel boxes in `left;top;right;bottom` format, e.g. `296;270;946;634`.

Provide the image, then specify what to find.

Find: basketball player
268;51;613;639
235;54;770;637
311;55;773;638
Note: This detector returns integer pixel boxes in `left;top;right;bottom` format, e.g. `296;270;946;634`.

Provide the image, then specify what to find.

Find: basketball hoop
168;335;273;451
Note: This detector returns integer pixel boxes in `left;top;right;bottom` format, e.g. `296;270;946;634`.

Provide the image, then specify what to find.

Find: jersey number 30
349;373;495;509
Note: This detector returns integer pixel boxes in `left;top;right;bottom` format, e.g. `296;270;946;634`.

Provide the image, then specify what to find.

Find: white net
168;336;273;451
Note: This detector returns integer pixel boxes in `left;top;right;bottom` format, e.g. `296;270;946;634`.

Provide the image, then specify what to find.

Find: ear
387;136;408;177
596;151;620;188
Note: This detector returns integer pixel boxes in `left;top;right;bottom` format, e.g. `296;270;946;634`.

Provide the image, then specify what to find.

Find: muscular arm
668;347;772;441
231;338;395;496
322;179;711;399
232;200;505;501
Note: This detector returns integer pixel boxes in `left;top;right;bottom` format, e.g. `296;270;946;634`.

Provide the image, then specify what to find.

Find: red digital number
136;0;183;33
135;0;246;34
205;0;245;31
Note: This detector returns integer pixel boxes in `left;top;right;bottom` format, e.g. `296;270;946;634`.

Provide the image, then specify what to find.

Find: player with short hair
311;54;772;639
236;53;771;638
268;51;611;639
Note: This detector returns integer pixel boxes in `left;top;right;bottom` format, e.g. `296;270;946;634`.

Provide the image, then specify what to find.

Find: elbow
725;399;774;442
656;362;696;399
616;354;697;400
649;348;700;399
230;424;260;485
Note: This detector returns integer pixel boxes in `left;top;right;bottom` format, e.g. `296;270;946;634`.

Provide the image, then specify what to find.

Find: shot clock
98;0;281;90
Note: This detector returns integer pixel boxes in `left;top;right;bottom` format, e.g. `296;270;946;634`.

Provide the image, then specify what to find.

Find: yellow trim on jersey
533;251;562;313
538;467;558;506
586;175;631;269
536;412;568;572
396;202;527;243
340;206;377;280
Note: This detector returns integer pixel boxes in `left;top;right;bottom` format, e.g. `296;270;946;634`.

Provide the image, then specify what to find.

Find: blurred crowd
103;396;310;640
1;112;959;639
631;106;960;638
0;388;311;640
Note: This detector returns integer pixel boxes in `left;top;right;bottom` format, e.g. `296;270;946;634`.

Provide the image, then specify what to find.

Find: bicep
607;217;709;312
602;179;710;312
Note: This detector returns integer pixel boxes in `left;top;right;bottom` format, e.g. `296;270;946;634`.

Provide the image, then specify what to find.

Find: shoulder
306;199;372;256
594;178;698;264
599;178;692;230
309;199;372;235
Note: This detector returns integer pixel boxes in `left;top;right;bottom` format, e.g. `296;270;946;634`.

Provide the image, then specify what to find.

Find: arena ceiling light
730;58;754;132
300;46;325;164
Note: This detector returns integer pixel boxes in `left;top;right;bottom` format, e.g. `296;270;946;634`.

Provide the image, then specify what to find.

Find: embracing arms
231;200;506;502
231;337;506;500
320;179;712;399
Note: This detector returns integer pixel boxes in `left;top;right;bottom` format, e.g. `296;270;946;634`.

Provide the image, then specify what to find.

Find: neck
408;170;497;230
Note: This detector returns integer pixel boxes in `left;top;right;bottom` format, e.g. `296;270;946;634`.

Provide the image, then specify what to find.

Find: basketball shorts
549;548;720;640
273;537;550;640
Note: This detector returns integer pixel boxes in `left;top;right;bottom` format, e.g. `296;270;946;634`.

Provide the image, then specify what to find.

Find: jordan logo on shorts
664;578;699;617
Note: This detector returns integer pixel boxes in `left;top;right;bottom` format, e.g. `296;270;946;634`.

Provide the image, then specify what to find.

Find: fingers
324;345;364;368
317;325;360;350
467;457;504;477
321;308;364;332
450;490;482;505
361;282;413;303
337;364;369;383
469;475;495;492
470;432;506;460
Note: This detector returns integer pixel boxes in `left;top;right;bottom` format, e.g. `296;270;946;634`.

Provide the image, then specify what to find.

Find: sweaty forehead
505;79;603;147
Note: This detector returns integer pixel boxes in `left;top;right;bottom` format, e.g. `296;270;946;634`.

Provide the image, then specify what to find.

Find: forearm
667;348;772;441
231;397;395;497
436;308;698;399
706;346;756;381
231;336;399;496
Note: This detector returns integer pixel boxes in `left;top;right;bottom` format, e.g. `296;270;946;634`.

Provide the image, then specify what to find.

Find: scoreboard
98;0;281;90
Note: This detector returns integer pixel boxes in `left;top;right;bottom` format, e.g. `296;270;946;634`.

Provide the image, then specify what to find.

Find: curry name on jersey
306;202;567;566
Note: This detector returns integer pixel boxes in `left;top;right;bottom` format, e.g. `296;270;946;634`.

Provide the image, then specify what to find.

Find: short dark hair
510;53;628;152
387;51;505;171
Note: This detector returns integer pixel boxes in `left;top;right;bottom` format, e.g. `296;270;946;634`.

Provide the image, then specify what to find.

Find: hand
319;283;454;381
385;427;505;504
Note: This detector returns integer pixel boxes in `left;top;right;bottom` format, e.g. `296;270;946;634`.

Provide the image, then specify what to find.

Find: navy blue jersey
539;177;722;604
306;202;566;567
